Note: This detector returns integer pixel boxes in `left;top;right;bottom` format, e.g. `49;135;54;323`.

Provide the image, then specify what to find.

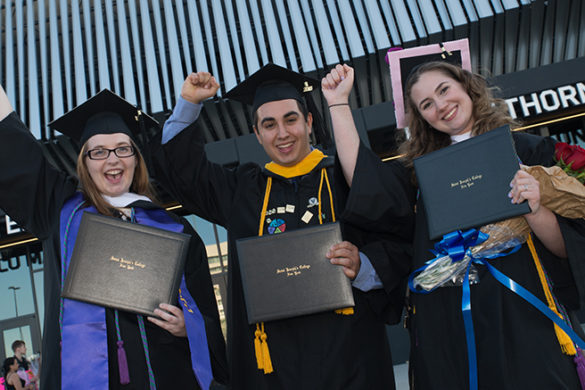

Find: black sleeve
150;121;239;227
178;216;229;384
342;142;416;240
0;112;77;239
513;133;585;310
554;216;585;310
513;132;557;167
336;144;415;324
359;236;411;324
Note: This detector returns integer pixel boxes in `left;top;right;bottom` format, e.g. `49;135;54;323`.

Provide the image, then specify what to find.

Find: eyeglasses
85;145;136;160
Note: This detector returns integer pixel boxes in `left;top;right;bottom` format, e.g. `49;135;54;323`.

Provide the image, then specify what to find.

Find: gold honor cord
527;234;577;356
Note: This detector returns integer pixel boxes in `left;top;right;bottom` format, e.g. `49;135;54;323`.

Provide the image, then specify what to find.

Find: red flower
568;145;585;170
555;142;574;163
554;142;585;184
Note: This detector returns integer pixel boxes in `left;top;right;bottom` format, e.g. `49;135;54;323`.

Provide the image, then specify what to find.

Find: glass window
0;256;36;321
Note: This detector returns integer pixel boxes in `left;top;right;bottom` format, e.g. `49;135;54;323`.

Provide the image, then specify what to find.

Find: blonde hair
76;139;157;215
399;61;520;168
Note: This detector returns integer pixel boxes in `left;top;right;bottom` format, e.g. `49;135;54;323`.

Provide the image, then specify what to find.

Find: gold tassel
260;323;273;373
552;308;577;355
254;324;264;370
335;307;354;315
527;235;576;356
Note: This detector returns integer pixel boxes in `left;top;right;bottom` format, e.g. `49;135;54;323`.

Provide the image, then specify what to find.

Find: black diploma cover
236;222;354;324
62;212;191;316
414;125;530;240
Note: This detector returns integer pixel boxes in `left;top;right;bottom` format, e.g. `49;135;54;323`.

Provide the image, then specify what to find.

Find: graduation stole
252;149;352;374
59;192;213;390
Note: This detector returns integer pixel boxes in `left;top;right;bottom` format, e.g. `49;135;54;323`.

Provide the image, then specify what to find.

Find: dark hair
11;340;24;352
3;357;17;380
252;99;309;130
399;61;519;169
76;138;158;215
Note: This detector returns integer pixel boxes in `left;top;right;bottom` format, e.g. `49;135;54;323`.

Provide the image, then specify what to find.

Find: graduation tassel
260;323;273;374
552;310;577;355
573;349;585;389
117;340;131;384
335;307;354;315
113;310;131;385
527;235;577;356
254;324;264;370
254;182;274;375
253;323;273;373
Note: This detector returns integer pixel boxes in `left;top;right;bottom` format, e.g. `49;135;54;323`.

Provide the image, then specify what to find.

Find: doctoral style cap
386;38;472;128
225;63;331;148
48;89;159;147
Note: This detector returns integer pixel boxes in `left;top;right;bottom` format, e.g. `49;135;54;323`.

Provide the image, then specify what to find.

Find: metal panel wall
0;0;583;142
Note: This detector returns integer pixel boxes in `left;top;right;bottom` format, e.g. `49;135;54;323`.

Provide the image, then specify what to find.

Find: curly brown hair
399;61;519;168
76;139;157;215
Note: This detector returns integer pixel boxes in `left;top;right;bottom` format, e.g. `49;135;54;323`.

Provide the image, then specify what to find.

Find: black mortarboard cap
225;63;331;148
48;89;159;147
386;39;472;128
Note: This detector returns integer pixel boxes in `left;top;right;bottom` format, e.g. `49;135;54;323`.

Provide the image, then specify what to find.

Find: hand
327;241;361;280
147;303;187;337
181;71;220;104
321;64;354;107
509;169;541;214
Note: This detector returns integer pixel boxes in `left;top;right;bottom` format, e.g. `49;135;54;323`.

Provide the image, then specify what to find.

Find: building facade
0;0;584;367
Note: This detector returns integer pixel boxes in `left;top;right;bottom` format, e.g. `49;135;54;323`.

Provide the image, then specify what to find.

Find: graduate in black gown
0;87;227;389
322;53;585;388
151;65;413;389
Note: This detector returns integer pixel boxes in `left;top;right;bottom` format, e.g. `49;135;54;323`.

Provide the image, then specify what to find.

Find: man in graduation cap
0;87;228;389
152;65;412;389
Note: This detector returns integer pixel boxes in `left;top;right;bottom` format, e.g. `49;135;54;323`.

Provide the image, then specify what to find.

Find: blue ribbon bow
409;228;585;390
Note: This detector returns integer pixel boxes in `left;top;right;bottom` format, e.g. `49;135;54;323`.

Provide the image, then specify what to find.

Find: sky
0;214;227;359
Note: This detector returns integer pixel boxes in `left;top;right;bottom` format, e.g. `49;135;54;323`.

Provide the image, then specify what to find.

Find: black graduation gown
0;112;228;389
350;132;585;389
152;120;411;389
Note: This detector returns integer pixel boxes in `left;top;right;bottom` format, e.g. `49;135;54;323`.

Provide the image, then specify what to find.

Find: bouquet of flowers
412;141;585;291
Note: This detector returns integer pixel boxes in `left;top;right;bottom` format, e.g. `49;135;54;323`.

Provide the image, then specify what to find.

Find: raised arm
162;72;219;144
321;64;360;185
0;85;76;238
152;72;242;226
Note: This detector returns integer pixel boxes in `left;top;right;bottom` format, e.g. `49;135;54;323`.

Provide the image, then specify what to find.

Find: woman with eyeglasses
0;86;228;390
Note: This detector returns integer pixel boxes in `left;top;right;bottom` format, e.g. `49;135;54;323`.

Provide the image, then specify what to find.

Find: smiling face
409;69;475;137
84;133;137;197
254;99;313;167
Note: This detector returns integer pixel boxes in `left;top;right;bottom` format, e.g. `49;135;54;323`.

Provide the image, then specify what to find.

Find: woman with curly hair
400;61;519;167
323;57;585;389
